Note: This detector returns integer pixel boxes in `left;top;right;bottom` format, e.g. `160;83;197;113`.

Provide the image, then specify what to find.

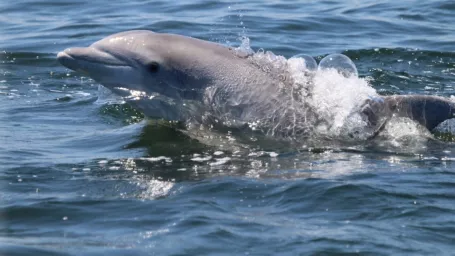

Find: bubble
318;54;358;77
289;54;317;72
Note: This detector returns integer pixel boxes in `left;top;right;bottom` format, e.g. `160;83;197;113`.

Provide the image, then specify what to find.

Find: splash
228;43;380;141
309;68;378;139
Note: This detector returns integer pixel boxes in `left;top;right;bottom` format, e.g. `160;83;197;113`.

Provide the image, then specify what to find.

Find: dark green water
1;1;455;255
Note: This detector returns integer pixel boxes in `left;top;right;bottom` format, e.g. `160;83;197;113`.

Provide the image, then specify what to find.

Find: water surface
1;0;455;255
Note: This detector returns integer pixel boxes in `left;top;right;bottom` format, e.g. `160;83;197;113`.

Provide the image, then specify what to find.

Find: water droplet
318;53;358;77
290;54;317;72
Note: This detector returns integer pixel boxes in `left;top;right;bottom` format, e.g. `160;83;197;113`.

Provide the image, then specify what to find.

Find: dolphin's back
385;95;455;130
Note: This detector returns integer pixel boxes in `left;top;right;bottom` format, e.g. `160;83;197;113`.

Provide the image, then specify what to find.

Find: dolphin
57;30;455;139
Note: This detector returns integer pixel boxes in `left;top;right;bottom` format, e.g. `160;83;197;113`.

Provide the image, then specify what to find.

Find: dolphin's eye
146;62;160;73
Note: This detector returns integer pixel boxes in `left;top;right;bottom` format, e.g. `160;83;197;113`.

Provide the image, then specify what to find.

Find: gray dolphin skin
57;30;455;137
57;30;288;124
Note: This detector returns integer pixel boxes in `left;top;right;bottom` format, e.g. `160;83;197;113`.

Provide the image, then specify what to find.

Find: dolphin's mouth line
57;51;129;68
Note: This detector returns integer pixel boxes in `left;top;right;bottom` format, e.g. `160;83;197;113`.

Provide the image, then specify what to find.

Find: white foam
309;68;377;138
140;179;174;199
209;157;231;166
269;152;279;158
213;151;224;156
241;49;379;140
140;156;173;163
191;156;212;162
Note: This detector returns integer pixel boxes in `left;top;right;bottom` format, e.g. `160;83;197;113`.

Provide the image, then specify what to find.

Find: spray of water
223;39;381;141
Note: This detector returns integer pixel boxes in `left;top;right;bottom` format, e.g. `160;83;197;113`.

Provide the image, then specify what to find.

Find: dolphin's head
57;30;205;100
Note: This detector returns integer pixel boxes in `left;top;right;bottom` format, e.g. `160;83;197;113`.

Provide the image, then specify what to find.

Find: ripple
2;0;455;255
